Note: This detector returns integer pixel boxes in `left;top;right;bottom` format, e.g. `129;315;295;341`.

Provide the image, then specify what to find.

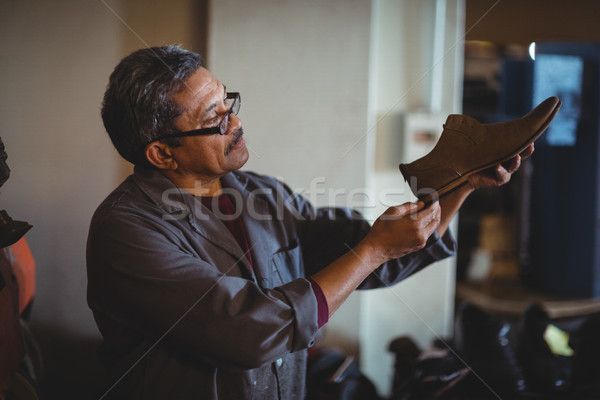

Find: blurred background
1;0;599;398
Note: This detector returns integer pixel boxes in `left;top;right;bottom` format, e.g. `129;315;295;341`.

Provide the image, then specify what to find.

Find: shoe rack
457;41;600;319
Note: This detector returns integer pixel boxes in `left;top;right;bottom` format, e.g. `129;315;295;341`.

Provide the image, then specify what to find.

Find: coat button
276;358;283;367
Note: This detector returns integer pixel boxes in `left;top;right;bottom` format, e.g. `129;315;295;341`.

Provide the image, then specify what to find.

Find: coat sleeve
87;210;319;371
272;178;457;287
358;229;457;289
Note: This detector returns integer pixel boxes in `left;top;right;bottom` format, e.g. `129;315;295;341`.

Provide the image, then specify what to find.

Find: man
87;45;540;399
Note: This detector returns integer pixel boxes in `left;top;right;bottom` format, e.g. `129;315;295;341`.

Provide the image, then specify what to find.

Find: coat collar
132;166;277;280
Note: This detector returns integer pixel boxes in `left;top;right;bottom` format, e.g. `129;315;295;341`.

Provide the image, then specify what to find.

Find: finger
519;143;534;159
383;202;421;220
432;203;442;225
501;154;521;174
423;207;441;234
426;201;441;219
416;201;440;223
402;201;423;215
403;201;425;219
494;164;511;184
408;201;426;213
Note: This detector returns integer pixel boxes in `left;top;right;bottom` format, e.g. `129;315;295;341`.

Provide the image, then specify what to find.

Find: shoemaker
87;45;556;400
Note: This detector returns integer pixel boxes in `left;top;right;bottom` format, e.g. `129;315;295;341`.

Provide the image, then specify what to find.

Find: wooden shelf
456;281;600;319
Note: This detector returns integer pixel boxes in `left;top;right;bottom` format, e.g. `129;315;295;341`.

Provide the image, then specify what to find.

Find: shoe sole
408;99;562;206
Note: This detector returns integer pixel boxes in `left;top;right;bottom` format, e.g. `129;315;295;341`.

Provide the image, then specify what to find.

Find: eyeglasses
156;92;241;140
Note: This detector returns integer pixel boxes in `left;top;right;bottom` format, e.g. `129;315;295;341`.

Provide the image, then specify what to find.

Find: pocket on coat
271;238;301;286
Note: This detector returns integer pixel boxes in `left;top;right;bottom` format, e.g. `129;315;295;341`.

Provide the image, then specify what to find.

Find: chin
239;147;250;167
230;146;250;171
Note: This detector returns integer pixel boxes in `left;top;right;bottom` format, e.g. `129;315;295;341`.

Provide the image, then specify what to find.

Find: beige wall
1;1;124;395
0;0;123;334
0;0;204;396
208;0;372;193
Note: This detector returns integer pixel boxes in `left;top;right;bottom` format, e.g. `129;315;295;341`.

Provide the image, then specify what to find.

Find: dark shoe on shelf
389;336;470;400
388;336;421;400
569;311;600;390
399;96;561;204
516;303;572;394
454;302;526;398
413;347;470;399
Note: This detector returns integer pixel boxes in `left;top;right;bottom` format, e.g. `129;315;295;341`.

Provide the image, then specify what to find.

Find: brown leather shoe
399;96;561;203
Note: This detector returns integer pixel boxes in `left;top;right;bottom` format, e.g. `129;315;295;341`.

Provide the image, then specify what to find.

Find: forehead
171;67;223;113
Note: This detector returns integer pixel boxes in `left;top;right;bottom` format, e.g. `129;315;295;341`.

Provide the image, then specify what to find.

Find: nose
227;112;242;134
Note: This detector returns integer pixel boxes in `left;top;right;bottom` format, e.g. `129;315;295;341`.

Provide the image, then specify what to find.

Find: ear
145;142;178;170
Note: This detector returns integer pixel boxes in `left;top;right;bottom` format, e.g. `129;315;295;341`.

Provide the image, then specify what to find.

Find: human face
168;67;249;182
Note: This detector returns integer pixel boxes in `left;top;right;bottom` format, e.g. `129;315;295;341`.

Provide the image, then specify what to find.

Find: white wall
361;1;465;394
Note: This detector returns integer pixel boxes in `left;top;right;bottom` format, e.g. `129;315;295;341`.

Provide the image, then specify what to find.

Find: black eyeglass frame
155;92;241;141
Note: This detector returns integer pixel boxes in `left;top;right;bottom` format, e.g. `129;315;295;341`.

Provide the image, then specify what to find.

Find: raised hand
467;144;534;190
365;201;441;263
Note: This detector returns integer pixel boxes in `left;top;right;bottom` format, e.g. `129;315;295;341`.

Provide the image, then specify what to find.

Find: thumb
407;201;426;217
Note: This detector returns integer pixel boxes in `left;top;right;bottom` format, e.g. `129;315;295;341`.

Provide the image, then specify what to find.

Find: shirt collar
132;165;253;215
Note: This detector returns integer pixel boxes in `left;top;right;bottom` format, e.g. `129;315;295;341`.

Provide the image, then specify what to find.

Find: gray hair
101;45;203;165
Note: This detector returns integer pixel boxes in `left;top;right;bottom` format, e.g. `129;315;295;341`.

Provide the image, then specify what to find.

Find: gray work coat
86;166;455;399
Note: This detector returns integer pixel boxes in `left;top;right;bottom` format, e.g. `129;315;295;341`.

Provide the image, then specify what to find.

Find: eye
206;116;219;126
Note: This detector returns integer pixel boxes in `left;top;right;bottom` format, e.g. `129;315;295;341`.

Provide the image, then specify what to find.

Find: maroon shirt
200;194;328;327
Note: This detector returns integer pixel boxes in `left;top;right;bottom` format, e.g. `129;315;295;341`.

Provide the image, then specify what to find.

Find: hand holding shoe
365;201;441;263
466;143;534;190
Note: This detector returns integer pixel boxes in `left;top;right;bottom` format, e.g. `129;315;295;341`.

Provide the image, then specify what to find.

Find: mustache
225;128;244;156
